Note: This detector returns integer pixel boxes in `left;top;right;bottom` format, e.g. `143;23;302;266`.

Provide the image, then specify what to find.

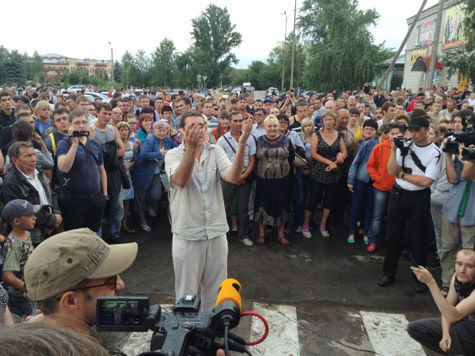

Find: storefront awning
411;56;442;71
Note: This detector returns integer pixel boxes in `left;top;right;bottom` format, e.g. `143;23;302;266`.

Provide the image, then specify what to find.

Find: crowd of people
0;82;473;354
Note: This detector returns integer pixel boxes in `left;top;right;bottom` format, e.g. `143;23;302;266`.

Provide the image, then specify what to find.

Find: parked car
84;92;111;103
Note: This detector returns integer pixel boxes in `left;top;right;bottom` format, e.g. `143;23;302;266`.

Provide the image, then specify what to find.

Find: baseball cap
408;115;430;130
25;228;138;301
2;199;38;223
263;97;274;104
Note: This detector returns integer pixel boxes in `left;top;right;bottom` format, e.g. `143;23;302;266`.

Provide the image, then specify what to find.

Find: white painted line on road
249;302;300;356
121;304;173;355
360;311;425;356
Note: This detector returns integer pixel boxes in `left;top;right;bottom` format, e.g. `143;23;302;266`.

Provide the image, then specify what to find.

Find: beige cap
24;228;138;301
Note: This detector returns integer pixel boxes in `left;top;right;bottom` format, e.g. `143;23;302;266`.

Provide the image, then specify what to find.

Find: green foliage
191;4;242;87
298;0;392;91
441;0;475;82
151;38;176;87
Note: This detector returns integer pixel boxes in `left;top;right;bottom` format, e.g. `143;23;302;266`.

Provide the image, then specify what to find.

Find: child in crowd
1;199;36;318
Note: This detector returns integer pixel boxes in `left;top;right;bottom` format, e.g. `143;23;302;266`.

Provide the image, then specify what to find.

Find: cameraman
440;138;475;292
378;112;442;292
56;110;107;233
24;228;138;336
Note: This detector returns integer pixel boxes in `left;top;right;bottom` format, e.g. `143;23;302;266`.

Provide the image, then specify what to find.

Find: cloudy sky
2;0;439;68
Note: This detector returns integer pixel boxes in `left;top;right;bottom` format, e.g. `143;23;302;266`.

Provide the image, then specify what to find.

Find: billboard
442;4;467;50
419;20;434;47
410;48;427;66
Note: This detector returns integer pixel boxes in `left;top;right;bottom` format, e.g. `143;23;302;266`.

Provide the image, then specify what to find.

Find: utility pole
378;0;428;90
108;42;114;82
281;11;288;92
290;0;297;90
426;0;444;89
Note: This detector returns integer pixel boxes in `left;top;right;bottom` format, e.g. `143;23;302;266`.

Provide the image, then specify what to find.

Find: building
374;54;405;92
402;0;468;91
40;53;113;81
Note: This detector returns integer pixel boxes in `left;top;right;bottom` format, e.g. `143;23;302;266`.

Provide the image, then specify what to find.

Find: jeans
292;174;306;227
222;179;251;239
108;194;123;239
134;174;163;213
367;188;390;244
349;179;374;236
8;294;35;319
59;190;106;233
408;317;475;355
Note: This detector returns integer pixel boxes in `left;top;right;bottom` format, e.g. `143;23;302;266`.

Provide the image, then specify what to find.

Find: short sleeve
396;148;403;167
215;145;232;178
2;243;20;272
424;150;442;181
56;137;71;158
248;136;256;155
165;147;181;189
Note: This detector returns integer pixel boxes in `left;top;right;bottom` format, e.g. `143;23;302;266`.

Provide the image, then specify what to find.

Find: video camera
393;136;412;157
443;109;475;160
71;130;89;137
97;279;254;356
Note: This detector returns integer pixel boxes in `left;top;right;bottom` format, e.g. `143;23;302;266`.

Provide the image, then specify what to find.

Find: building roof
380;53;406;66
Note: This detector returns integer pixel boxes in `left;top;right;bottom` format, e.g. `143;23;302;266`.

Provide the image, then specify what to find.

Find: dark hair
178;97;191;106
96;102;112;113
52;107;69;119
229;111;242;121
12;120;33;141
76;95;89;104
14;104;31;115
161;105;173;114
0;91;11;99
13;95;30;104
277;114;289;122
16;112;33;122
254;108;267;116
219;110;230;120
179;111;204;129
389;122;406;133
297;100;308;108
66;94;77;102
8;141;33;159
68;109;87;123
382;102;396;112
349;107;360;116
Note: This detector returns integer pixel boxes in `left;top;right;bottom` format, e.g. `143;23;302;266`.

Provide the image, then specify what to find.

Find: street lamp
281;11;287;92
108;41;114;82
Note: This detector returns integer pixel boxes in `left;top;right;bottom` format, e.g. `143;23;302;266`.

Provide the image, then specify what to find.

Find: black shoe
415;283;428;294
378;274;395;287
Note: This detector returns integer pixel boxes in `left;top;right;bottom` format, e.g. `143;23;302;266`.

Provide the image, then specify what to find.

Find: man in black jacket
2;141;62;245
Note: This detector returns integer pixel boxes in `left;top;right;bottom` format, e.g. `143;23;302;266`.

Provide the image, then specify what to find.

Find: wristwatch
401;173;406;180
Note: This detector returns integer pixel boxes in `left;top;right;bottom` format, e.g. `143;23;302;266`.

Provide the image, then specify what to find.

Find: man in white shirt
165;111;252;313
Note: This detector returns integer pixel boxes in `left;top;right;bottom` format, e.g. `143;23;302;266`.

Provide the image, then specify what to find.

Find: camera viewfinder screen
97;297;149;332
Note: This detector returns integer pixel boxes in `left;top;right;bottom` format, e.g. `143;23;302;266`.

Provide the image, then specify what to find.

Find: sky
2;0;439;69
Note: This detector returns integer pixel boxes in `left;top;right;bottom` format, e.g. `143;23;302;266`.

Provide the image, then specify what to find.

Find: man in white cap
24;228;138;335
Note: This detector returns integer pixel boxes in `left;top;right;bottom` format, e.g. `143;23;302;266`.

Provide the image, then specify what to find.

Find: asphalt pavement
105;208;441;356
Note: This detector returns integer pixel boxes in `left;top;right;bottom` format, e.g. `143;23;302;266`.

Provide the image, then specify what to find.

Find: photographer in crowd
24;228;137;336
56;110;107;233
378;112;442;293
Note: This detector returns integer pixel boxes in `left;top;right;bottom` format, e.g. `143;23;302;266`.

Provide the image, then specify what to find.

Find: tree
175;46;204;88
2;50;26;84
121;51;134;88
298;0;392;91
151;38;176;87
191;4;242;87
26;51;44;82
441;0;475;83
113;61;121;83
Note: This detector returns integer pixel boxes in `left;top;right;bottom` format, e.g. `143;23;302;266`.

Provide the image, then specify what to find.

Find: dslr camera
97;279;251;356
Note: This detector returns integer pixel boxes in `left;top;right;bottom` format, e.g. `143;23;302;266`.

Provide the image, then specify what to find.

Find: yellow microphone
215;278;242;311
211;278;242;332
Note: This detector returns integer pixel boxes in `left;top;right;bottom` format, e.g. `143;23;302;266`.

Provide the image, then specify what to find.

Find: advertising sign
419;20;434;47
442;4;467;50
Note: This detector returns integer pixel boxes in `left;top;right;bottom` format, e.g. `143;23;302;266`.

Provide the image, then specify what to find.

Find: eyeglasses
70;276;118;292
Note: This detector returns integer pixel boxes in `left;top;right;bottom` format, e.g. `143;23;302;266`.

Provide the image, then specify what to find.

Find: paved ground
101;209;442;356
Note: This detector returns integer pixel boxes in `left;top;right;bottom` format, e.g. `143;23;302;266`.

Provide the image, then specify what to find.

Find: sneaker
320;229;330;238
366;242;376;252
302;225;312;239
240;237;254;247
347;236;355;244
141;224;152;232
147;207;157;217
296;226;303;233
363;236;369;245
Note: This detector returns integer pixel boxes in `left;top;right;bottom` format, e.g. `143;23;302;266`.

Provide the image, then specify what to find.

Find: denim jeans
349;179;374;236
134;174;163;213
292;174;306;227
108;194;123;240
367;188;390;243
8;294;35;319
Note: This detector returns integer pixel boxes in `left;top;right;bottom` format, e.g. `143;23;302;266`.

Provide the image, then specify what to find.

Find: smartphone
96;296;149;332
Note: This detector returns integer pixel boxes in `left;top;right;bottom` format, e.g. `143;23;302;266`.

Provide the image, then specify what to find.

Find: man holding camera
24;228;137;336
56;110;107;233
378;114;442;292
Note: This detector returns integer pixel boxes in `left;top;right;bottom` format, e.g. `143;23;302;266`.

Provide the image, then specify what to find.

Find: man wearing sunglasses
23;228;138;336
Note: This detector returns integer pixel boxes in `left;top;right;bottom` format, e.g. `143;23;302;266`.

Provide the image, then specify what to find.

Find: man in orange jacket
365;123;405;252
